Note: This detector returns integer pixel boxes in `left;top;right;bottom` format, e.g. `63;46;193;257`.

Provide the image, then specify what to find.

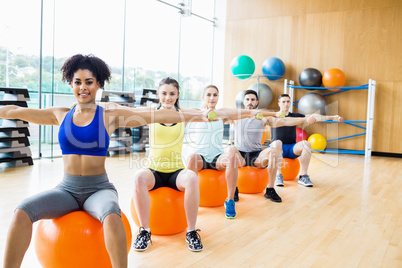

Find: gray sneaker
275;174;284;187
298;175;313;187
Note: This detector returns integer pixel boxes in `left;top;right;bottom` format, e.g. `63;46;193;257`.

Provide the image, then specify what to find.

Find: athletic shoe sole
264;194;282;203
133;245;149;252
185;239;203;252
298;181;313;187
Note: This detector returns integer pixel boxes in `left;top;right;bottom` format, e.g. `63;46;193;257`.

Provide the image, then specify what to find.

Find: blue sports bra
58;105;110;156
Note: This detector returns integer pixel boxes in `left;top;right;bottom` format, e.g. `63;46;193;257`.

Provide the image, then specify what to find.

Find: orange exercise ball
322;68;346;91
237;166;269;194
35;211;132;268
130;187;187;235
261;131;267;144
281;158;301;181
308;133;327;151
198;169;227;207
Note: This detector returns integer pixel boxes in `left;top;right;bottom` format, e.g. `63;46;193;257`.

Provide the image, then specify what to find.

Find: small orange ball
35;211;132;268
130;187;187;235
237;166;269;193
281;158;301;181
322;68;346;91
198;169;227;207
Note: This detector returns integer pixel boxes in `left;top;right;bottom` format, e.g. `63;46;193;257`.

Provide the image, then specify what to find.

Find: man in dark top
271;94;343;187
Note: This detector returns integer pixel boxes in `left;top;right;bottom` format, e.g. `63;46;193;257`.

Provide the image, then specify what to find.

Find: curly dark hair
158;77;180;109
61;54;111;88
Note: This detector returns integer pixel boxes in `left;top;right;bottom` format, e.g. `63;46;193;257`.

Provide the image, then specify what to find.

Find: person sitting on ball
1;55;208;268
233;90;341;202
272;94;343;187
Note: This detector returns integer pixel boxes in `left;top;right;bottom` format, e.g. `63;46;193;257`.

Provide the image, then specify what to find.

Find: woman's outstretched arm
109;108;210;129
208;107;279;123
0;105;66;125
267;114;343;128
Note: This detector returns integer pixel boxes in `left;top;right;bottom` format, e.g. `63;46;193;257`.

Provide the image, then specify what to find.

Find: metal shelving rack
0;88;34;167
283;79;376;158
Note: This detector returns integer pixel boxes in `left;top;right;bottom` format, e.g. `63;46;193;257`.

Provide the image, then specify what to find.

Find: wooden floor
1;153;401;267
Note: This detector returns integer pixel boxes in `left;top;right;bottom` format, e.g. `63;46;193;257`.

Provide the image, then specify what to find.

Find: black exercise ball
299;68;322;89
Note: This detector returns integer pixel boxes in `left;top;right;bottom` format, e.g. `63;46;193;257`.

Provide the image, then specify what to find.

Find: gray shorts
16;173;120;223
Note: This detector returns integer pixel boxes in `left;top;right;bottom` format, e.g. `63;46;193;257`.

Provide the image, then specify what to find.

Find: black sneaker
133;227;152;251
264;187;282;203
234;186;239;202
186;229;203;252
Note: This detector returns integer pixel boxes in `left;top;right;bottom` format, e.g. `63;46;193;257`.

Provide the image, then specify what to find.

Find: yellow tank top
148;111;185;172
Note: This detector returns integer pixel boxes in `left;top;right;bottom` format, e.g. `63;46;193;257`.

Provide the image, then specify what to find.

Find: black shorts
149;169;182;191
200;154;221;170
239;150;262;167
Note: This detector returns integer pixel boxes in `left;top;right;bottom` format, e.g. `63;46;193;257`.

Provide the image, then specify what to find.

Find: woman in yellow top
132;77;208;252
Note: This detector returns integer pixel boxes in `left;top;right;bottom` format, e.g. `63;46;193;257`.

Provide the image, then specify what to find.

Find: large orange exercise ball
198;169;227;207
281;158;301;181
322;68;345;91
130;187;187;235
35;211;132;268
237;166;269;193
308;133;327;151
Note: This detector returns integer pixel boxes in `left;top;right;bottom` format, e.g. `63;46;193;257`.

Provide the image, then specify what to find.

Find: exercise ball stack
298;93;327;115
261;57;285;81
322;68;346;91
231;55;255;79
299;68;322;89
248;83;273;109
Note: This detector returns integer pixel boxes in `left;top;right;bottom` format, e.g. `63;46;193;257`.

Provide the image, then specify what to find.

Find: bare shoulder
45;106;70;116
52;107;71;120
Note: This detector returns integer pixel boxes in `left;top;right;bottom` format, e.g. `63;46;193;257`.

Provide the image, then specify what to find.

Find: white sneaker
298;175;313;187
275;174;284;187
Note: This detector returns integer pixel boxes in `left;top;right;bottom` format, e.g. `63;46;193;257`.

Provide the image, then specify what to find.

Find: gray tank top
234;118;264;152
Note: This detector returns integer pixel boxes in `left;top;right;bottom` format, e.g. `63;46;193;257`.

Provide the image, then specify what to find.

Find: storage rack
0;88;33;167
283;79;376;158
132;88;159;152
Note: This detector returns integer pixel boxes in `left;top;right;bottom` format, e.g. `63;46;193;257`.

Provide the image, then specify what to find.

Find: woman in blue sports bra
1;54;208;268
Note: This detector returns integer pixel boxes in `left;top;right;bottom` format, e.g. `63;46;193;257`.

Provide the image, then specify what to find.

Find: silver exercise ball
248;83;273;108
235;90;246;109
298;93;327;115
